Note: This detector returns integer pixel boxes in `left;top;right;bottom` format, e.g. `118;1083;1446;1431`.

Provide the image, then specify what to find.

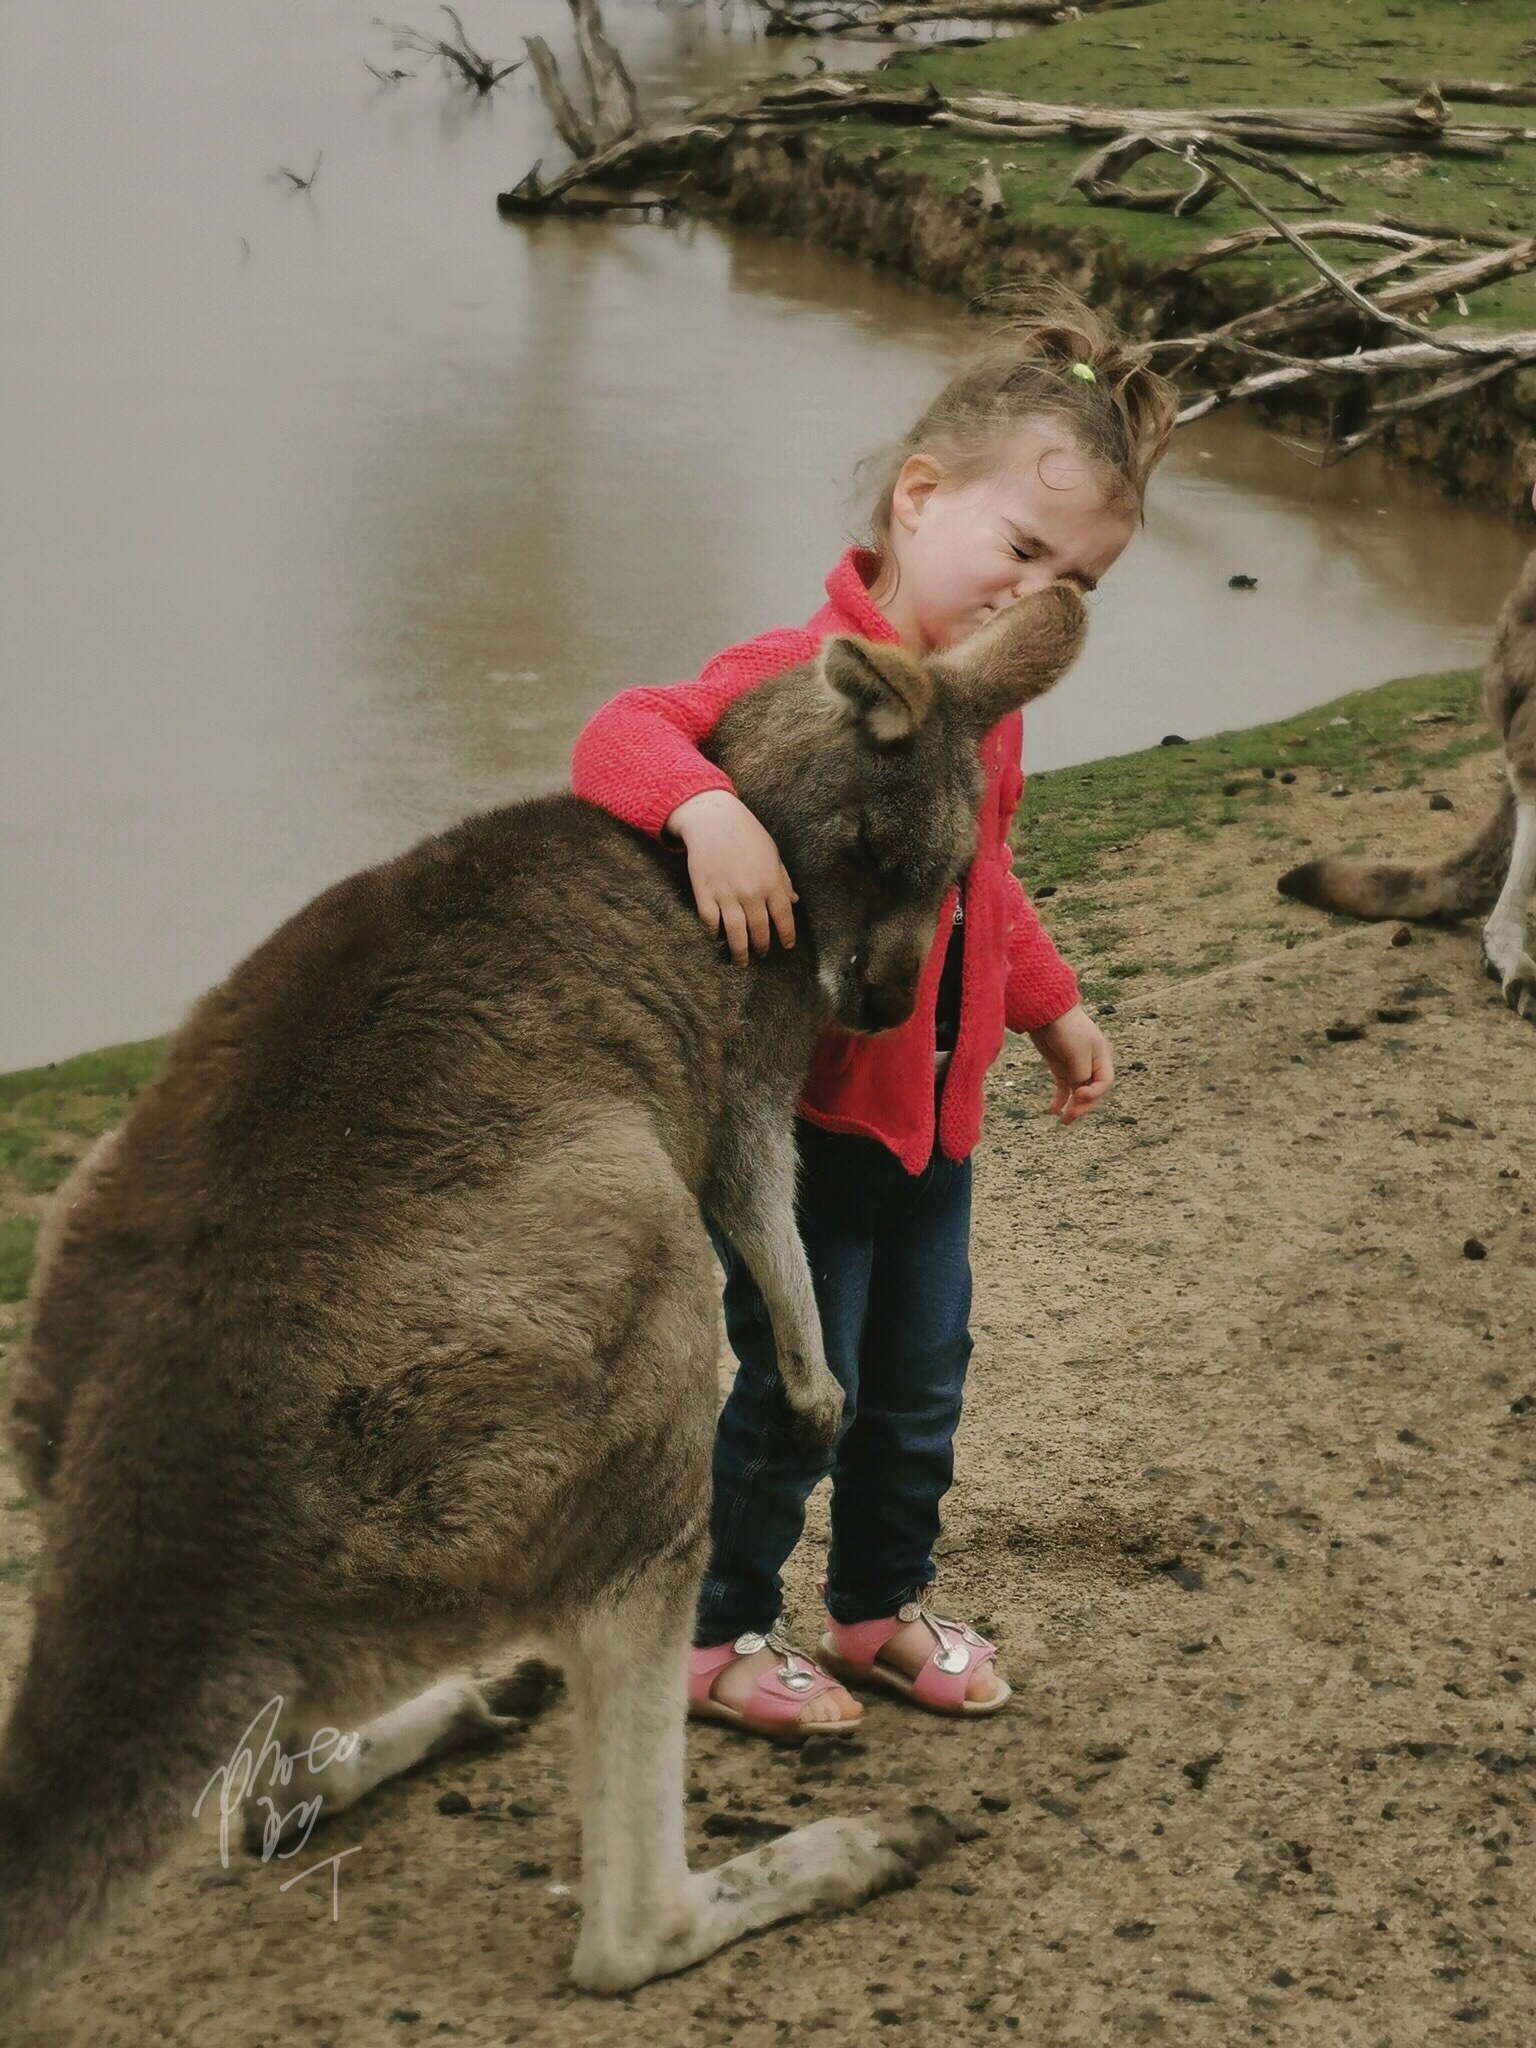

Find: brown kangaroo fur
1278;538;1536;1022
0;584;1087;2006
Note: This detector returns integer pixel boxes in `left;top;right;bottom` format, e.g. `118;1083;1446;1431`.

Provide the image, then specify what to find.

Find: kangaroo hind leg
563;1561;953;1995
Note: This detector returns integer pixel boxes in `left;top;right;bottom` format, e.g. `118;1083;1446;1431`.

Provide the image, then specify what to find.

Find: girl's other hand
1027;1003;1114;1125
665;790;798;967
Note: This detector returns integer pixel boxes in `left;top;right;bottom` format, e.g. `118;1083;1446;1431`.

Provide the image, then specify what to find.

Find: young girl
570;291;1178;1738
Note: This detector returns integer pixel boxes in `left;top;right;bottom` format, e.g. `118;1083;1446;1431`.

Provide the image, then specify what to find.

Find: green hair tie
1070;362;1097;383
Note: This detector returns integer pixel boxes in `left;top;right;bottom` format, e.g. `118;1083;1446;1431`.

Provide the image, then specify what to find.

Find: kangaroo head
721;582;1087;1035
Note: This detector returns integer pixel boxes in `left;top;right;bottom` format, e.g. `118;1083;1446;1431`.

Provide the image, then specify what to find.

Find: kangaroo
1277;532;1536;1022
0;582;1087;2007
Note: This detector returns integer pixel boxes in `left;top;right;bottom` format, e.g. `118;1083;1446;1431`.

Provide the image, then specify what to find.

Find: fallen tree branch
1071;130;1338;213
498;121;727;212
1380;75;1536;108
759;0;1145;32
928;87;1512;158
1321;356;1517;461
524;0;641;161
1161;220;1434;274
377;8;523;91
1165;141;1536;360
762;0;1097;31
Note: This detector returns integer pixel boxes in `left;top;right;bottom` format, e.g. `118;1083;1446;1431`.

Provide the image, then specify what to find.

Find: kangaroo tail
1277;785;1515;924
0;1573;289;2008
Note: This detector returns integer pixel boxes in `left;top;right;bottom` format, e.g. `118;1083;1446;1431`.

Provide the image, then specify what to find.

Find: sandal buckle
732;1629;770;1656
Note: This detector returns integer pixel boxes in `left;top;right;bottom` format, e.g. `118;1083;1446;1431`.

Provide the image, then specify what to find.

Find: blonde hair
860;285;1180;543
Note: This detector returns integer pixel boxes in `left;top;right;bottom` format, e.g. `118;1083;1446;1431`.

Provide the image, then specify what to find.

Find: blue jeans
696;1116;974;1644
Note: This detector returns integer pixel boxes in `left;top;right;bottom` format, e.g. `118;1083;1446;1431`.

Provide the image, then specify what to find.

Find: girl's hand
665;790;798;967
1027;1003;1114;1125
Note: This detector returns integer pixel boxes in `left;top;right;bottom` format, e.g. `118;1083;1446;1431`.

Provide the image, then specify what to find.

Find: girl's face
877;421;1139;656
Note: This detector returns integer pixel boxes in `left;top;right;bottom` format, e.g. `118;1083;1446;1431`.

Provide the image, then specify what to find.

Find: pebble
1160;734;1188;747
1428;791;1455;811
1261;765;1276;779
1509;1393;1534;1415
1463;1237;1489;1260
976;1791;1012;1813
1114;1919;1156;1940
1391;924;1414;947
1034;883;1057;898
1181;1752;1223;1792
1376;1006;1418;1024
1279;770;1297;784
1325;1020;1367;1042
1221;779;1244;796
1228;573;1258;590
435;1791;472;1816
1330;784;1350;798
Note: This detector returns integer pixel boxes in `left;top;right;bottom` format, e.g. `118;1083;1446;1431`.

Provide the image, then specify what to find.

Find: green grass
0;1038;167;1302
823;0;1536;328
0;1219;42;1306
1014;661;1491;884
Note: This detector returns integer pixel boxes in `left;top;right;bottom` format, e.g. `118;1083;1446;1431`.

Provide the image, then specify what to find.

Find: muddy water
0;2;1528;1071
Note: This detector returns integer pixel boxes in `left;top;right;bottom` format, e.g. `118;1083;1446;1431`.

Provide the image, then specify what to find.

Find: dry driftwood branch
378;9;523;91
1195;234;1536;351
1322;356;1517;461
571;0;640;150
1174;332;1536;434
759;0;1148;33
1170;141;1536;361
1380;75;1536;108
524;0;641;162
525;38;596;156
1161;220;1433;274
1154;140;1536;463
762;0;1091;32
277;153;323;191
929;88;1512;157
499;122;727;213
1071;130;1338;213
1376;213;1531;249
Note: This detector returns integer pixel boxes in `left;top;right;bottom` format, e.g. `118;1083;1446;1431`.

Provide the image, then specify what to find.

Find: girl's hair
860;284;1180;543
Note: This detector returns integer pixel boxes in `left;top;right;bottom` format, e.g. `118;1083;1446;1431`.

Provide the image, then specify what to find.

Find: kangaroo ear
818;637;933;745
928;582;1088;731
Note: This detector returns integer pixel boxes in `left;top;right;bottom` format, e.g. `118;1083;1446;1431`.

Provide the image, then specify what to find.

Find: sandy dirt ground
3;745;1534;2047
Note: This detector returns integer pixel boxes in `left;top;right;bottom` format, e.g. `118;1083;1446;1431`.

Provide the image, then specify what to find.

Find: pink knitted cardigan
569;548;1080;1171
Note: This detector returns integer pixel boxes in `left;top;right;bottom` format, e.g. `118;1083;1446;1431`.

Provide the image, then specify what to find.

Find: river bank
4;658;1532;2043
699;0;1536;517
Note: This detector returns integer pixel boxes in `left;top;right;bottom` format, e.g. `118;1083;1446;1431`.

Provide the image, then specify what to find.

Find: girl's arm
1003;870;1114;1123
1002;869;1081;1034
569;629;816;835
569;627;816;961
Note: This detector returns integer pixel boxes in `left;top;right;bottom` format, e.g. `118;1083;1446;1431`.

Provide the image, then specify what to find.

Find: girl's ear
819;637;934;743
890;454;945;535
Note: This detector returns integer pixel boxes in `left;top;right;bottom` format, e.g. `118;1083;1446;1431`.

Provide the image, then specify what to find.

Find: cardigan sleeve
1002;866;1081;1034
570;629;819;837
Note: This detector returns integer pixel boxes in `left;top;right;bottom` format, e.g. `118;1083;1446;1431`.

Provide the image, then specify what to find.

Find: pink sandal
688;1629;863;1743
818;1601;1011;1718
